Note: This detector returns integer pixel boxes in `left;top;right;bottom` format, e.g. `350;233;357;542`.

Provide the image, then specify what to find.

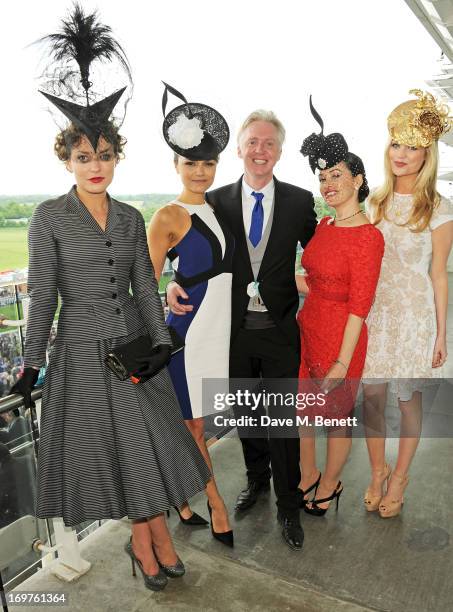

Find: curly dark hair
343;152;369;203
54;122;127;161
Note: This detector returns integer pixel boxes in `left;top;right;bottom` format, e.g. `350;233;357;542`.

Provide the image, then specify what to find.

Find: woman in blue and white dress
147;84;234;546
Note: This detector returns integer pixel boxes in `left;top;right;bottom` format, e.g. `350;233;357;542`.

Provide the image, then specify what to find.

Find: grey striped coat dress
24;187;210;527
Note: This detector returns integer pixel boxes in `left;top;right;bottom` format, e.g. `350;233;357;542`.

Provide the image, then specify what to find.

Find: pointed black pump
207;501;234;547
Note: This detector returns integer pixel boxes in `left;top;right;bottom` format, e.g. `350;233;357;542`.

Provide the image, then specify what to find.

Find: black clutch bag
105;326;184;381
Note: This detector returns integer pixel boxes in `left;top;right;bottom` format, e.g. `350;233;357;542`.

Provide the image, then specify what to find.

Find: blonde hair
369;139;440;232
237;110;286;147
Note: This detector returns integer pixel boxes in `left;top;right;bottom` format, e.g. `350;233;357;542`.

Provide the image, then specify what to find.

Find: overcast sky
0;0;452;198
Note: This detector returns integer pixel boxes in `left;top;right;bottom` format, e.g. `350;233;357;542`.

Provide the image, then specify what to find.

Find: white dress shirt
242;178;275;239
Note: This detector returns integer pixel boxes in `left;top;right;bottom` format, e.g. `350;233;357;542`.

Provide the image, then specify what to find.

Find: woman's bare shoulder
151;203;190;228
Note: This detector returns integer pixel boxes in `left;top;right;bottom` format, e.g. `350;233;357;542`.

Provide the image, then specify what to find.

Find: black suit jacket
206;176;317;348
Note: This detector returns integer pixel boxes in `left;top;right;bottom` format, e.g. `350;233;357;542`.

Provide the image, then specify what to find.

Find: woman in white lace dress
362;90;453;518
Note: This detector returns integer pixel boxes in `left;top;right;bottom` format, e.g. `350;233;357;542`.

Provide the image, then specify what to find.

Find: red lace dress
298;217;384;419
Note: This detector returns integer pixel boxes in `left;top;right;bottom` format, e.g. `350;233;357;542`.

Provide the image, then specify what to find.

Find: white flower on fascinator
168;113;204;149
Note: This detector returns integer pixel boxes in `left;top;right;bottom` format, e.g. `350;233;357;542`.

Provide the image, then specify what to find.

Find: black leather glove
134;345;171;383
10;367;40;409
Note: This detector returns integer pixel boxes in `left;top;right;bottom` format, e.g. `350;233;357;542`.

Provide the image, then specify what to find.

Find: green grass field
0;303;22;334
0;303;20;320
0;227;29;271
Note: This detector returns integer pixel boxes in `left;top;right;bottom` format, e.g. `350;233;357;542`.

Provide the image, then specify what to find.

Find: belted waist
310;288;349;303
57;293;144;342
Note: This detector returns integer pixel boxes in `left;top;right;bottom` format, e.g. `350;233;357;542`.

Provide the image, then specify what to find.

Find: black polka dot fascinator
301;96;349;173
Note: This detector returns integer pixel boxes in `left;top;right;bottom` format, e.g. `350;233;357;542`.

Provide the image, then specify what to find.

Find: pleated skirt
36;328;211;526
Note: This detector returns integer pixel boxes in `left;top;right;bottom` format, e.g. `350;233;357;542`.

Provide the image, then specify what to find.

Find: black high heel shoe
207;501;234;547
304;481;343;517
172;505;209;526
297;471;321;508
124;537;168;591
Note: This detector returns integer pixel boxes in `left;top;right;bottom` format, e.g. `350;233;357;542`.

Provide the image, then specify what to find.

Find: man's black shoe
277;512;304;550
234;481;271;513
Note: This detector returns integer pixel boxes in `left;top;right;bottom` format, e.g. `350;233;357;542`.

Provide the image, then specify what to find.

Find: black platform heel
172;505;209;526
124;537;168;591
297;471;321;508
207;501;234;547
304;481;343;517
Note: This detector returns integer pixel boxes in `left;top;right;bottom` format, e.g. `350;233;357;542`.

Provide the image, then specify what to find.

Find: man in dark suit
167;110;317;549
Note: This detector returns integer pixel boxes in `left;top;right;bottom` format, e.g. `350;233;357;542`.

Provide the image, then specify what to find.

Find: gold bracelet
334;358;348;371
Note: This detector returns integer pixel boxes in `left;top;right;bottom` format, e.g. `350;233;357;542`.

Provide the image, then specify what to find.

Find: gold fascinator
387;89;452;147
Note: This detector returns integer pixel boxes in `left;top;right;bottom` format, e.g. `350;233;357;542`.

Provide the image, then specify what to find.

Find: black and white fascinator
162;82;229;160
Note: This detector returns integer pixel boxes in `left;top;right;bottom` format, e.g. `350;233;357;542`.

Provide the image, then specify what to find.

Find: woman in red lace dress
296;100;384;515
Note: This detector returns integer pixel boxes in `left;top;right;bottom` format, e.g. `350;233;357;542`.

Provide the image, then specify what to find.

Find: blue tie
249;191;264;247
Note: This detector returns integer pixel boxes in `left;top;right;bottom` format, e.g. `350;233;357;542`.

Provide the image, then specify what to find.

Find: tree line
0;195;334;228
0;202;35;226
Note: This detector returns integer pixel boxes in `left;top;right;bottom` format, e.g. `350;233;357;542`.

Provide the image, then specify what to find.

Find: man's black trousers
230;326;300;519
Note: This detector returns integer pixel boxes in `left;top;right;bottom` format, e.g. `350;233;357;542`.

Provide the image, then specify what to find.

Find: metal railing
0;275;111;602
0;390;96;612
0;389;51;604
0;389;42;415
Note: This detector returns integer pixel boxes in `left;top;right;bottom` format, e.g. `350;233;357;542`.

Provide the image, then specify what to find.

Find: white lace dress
363;193;453;400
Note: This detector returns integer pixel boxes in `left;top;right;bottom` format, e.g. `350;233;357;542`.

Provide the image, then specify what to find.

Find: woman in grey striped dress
12;6;211;590
12;6;214;591
12;122;211;589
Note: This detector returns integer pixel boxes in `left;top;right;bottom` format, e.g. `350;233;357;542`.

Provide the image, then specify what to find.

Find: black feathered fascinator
162;83;229;160
301;97;349;173
36;3;132;150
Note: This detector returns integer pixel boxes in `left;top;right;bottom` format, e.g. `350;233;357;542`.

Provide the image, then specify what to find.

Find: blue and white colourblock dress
166;201;234;419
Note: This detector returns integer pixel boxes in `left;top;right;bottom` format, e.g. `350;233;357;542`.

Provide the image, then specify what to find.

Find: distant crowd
0;331;23;398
